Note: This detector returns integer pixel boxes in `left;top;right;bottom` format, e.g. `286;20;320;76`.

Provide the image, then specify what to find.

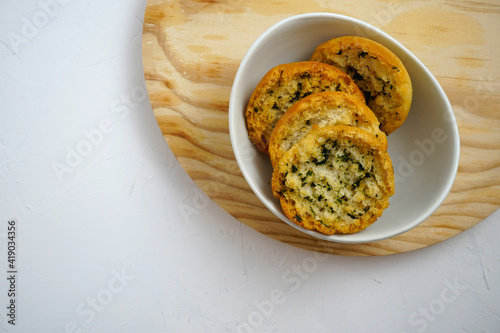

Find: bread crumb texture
272;125;395;235
245;61;365;155
269;91;387;168
311;36;412;135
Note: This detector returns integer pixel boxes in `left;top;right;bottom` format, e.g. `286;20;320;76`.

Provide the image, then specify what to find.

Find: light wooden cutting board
142;0;500;256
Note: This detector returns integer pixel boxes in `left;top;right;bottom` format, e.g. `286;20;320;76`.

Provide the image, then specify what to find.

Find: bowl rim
229;12;460;244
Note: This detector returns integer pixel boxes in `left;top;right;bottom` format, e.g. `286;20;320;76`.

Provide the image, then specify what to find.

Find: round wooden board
142;0;500;256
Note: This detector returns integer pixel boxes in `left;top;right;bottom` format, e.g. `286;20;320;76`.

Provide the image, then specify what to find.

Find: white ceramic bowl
229;13;460;244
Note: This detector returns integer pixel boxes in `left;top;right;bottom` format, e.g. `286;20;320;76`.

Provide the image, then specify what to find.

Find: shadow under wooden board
142;0;500;256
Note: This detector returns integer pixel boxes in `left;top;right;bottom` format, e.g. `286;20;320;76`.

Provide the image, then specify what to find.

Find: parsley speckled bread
271;125;395;235
268;91;387;168
245;61;365;155
310;36;412;135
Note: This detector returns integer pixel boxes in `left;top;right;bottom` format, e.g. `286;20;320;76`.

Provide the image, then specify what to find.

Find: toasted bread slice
272;125;395;235
269;91;387;168
310;36;412;134
245;61;365;155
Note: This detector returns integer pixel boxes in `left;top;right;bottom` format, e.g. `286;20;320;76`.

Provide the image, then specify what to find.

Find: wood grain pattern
142;0;500;256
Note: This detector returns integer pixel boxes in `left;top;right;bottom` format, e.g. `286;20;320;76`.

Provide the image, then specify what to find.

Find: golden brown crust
268;91;387;168
271;125;395;235
245;61;365;155
310;36;412;135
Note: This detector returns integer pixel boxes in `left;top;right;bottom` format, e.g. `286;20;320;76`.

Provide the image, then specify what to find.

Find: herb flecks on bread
245;61;365;155
242;36;409;235
269;91;387;168
311;36;412;135
272;125;395;235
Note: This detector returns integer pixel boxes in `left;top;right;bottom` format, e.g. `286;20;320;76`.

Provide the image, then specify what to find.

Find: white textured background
0;1;499;332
